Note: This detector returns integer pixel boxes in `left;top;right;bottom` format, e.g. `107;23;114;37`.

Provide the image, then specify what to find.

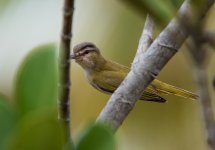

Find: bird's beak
70;53;76;59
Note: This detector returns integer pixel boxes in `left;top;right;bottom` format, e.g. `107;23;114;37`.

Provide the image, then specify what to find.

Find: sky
0;0;61;97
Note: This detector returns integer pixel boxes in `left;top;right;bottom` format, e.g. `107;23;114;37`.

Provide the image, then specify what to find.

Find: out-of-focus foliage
76;123;116;150
0;44;65;150
170;0;184;8
0;0;23;14
15;44;58;115
0;44;115;150
9;111;64;150
119;0;183;25
0;0;12;13
0;95;17;150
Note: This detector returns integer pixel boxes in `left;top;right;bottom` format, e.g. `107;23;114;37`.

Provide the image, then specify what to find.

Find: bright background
0;0;215;150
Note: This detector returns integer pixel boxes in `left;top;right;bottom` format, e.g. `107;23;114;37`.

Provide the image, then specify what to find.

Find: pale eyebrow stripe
80;44;95;50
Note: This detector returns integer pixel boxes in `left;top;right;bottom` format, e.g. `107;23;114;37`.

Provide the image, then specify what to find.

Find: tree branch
96;14;155;129
96;0;214;131
203;31;215;48
188;25;215;149
194;66;215;149
59;0;74;145
135;15;154;56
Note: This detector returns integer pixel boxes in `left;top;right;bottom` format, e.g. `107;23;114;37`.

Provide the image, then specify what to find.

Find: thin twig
59;0;74;145
96;0;214;131
135;15;154;56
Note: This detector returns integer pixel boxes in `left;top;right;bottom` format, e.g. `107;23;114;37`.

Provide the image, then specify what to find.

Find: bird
70;42;198;103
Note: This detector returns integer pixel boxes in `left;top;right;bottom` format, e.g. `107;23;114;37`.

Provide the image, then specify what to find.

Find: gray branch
96;0;214;131
194;66;215;149
188;26;215;149
96;14;155;130
135;15;154;56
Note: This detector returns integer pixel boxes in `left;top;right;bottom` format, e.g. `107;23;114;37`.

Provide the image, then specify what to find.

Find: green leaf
0;94;17;150
0;0;12;13
15;44;58;115
76;123;116;150
9;110;64;150
169;0;184;9
143;0;175;23
120;0;178;25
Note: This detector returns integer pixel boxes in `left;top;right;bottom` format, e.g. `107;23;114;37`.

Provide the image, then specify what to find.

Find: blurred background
0;0;215;150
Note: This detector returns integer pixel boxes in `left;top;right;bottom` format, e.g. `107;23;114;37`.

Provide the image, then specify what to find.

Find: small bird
71;42;198;103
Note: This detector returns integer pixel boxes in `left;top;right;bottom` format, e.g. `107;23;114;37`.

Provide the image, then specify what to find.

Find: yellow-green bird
71;42;198;103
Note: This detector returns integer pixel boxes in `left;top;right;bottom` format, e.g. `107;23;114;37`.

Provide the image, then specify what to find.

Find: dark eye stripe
83;50;90;55
75;49;92;57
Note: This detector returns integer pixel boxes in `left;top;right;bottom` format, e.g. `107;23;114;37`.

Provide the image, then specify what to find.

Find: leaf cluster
0;44;115;150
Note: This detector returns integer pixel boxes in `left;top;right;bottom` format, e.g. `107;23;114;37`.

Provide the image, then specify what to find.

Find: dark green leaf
76;123;116;150
9;110;64;150
0;94;17;150
169;0;184;9
15;44;58;115
120;0;178;25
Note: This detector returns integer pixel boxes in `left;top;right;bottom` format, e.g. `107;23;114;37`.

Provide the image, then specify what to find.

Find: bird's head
71;42;102;70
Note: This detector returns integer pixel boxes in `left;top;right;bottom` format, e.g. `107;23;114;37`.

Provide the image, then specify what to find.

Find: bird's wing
91;70;166;103
141;85;166;103
91;70;125;94
150;79;198;100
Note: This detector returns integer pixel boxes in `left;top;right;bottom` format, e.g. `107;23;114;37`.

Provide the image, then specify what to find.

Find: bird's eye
84;50;90;54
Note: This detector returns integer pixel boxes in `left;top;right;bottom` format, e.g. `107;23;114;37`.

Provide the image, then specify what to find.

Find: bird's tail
153;79;198;100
